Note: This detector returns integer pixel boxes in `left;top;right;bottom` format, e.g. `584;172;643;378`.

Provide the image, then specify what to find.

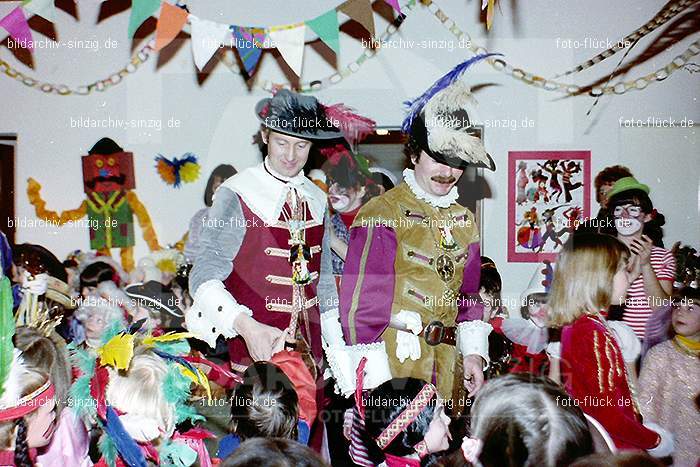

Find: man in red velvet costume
186;91;347;448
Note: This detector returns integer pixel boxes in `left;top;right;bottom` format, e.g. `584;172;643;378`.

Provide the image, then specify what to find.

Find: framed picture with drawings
507;151;591;262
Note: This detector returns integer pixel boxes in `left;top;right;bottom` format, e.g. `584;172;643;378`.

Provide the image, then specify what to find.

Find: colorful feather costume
68;320;214;467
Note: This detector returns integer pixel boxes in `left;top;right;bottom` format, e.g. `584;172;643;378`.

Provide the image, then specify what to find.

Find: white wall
1;0;698;307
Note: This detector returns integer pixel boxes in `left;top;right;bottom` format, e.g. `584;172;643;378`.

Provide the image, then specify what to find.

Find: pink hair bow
461;436;483;464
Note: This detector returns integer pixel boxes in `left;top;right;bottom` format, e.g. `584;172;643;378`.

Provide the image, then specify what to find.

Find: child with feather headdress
68;319;215;467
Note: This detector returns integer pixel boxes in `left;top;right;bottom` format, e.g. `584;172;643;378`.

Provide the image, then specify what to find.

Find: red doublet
224;199;324;371
560;315;659;451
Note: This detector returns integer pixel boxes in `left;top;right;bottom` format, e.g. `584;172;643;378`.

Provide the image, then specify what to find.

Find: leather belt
422;320;456;346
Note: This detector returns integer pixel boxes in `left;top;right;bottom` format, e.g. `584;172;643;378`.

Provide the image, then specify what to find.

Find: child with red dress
548;233;673;457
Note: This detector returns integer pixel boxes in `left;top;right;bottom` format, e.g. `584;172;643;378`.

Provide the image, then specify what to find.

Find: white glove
320;310;356;395
394;310;423;363
21;271;49;295
321;309;345;346
644;421;674;458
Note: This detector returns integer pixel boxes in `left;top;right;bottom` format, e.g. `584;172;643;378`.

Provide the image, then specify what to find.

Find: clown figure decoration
27;138;161;271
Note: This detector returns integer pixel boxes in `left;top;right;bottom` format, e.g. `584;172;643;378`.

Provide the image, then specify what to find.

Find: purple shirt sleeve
457;241;484;322
340;224;397;345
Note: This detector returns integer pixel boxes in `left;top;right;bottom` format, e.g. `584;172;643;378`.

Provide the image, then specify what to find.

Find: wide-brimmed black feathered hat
255;90;342;140
402;54;499;171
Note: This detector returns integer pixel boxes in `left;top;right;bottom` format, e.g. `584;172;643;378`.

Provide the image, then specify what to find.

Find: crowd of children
0;165;697;467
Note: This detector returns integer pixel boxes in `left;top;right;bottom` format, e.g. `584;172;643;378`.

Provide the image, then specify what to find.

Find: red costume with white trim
224;199;325;372
560;315;659;451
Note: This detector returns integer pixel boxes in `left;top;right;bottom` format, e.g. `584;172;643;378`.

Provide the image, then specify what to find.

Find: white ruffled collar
402;169;458;208
222;160;326;225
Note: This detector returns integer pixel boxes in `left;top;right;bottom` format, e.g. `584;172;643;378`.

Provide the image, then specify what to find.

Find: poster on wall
507;151;591;262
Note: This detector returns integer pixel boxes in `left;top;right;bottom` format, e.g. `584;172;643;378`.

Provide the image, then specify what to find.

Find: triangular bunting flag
0;7;33;49
22;0;56;23
190;16;231;71
154;3;188;51
338;0;375;37
383;0;402;15
128;0;161;38
307;9;340;55
231;25;266;75
269;24;306;77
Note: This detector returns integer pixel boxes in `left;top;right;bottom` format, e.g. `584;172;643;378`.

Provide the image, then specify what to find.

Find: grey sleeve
189;187;246;295
317;209;339;314
184;208;206;262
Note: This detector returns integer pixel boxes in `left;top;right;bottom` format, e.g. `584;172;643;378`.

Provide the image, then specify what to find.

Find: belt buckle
423;320;445;346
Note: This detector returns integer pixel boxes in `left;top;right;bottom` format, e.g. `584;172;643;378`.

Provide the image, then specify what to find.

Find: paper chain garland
0;40;155;95
1;0;697;96
554;0;699;78
423;0;700;96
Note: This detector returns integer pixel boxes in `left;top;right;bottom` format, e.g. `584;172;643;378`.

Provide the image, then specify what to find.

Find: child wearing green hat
605;177;675;339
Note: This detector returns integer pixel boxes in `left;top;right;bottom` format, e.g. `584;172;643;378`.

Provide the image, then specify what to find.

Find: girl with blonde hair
105;349;176;442
548;233;672;457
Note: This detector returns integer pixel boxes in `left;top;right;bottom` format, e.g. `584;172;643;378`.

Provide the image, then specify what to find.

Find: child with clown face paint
605;177;675;339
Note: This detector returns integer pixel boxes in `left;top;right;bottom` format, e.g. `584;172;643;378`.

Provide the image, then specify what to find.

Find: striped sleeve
652;248;675;281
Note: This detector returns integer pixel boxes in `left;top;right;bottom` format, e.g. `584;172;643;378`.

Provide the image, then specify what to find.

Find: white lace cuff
457;321;492;369
185;280;253;348
324;341;392;397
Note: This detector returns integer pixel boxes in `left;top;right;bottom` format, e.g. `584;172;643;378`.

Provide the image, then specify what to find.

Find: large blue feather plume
103;405;147;467
401;53;502;134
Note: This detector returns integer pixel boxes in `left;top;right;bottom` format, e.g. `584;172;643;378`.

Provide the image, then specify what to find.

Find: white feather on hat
0;349;31;409
427;126;490;167
422;81;490;167
424;80;477;114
